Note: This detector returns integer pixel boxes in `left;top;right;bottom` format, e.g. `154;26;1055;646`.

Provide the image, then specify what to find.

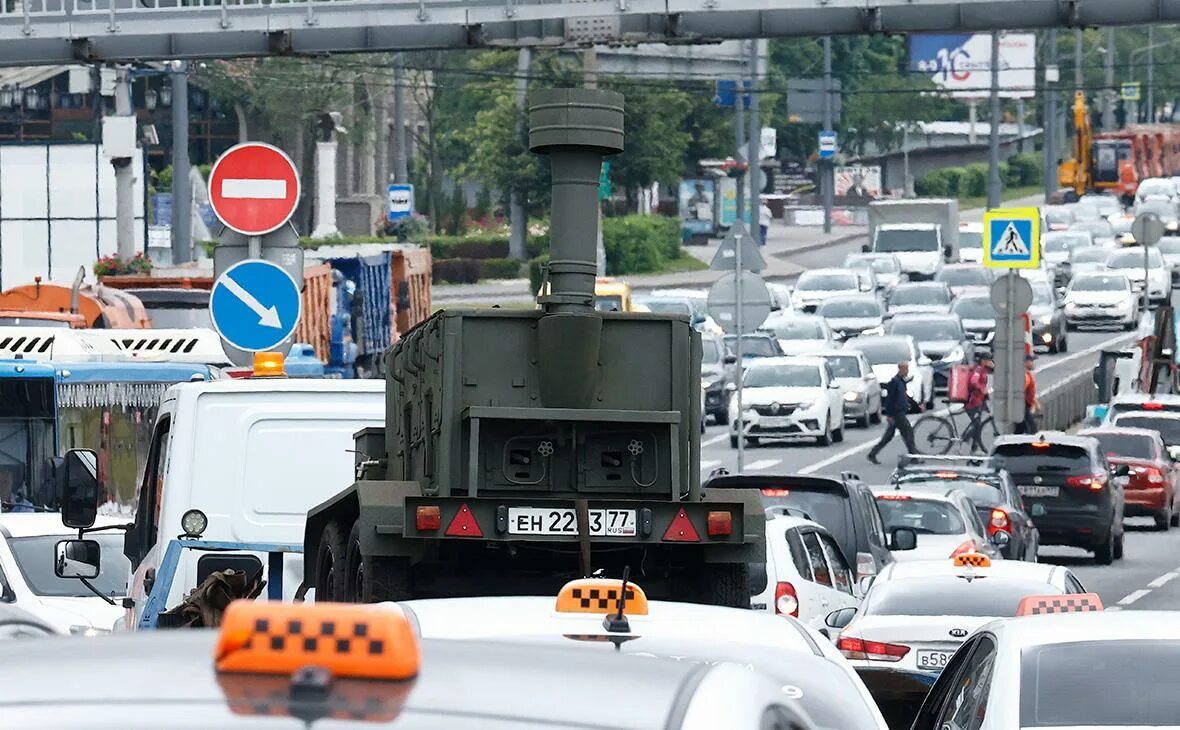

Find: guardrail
1037;367;1098;433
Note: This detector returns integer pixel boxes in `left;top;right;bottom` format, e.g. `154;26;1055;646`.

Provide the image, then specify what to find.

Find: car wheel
857;411;871;429
1058;331;1068;353
1170;503;1179;527
745;437;760;448
833;424;844;443
729;434;739;449
870;403;882;425
1065;321;1077;332
1155;508;1171;531
817;418;832;447
1094;532;1115;565
714;409;729;426
1114;532;1125;561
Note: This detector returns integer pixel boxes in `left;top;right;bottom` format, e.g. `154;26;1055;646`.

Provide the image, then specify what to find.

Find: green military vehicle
304;89;764;606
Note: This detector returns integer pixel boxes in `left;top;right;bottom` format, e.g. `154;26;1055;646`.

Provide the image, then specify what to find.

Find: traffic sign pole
735;193;745;472
1133;212;1165;321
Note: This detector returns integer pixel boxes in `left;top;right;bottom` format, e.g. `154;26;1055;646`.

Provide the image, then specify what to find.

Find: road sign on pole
387;183;414;221
710;221;766;272
208;142;301;236
818;131;837;160
991;272;1033;433
1121;82;1141;102
707;271;772;334
210;259;302;353
982;207;1040;269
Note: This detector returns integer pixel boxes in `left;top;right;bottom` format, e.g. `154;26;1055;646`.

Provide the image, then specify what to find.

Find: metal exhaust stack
529;88;624;408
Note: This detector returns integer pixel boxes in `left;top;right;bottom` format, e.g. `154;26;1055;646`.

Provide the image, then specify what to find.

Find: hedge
432;258;482;284
914;152;1043;198
601;215;681;276
480;258;522;280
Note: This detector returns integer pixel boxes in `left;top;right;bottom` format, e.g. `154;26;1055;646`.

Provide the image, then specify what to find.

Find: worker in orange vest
1014;354;1040;434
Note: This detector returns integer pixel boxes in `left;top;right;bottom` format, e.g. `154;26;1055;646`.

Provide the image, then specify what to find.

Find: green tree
603;81;693;210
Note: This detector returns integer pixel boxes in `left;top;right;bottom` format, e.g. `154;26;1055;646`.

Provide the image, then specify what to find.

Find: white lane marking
700;460;722;471
745;459;780;472
1107;606;1123;612
221;178;288;199
702;434;729;448
1148;571;1180;589
1118;589;1152;606
799;441;875;475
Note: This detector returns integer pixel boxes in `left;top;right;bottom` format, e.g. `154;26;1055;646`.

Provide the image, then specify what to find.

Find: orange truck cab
0;278;149;329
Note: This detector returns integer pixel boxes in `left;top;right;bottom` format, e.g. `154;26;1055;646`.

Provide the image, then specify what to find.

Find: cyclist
964;349;993;452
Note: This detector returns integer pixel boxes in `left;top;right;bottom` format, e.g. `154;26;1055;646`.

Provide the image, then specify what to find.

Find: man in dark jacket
868;362;921;465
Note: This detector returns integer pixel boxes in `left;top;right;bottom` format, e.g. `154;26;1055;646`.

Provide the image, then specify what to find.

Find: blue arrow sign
210;259;302;352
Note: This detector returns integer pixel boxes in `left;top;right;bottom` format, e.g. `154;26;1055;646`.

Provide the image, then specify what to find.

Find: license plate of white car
507;507;637;537
1019;485;1060;498
916;650;954;671
760;416;789;427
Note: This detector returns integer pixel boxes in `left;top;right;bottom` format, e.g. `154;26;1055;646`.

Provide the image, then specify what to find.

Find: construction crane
1058;91;1093;202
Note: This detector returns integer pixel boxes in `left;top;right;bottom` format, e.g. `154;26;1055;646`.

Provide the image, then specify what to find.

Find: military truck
303;89;763;606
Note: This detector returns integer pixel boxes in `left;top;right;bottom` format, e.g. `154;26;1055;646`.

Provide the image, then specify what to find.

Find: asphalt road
698;233;1178;612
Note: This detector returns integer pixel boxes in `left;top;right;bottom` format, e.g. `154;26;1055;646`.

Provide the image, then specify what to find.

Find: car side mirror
829;382;840;389
990;530;1011;548
1168;445;1180;463
54;538;101;580
1114;464;1131;477
723;354;738;365
888;526;918;551
825;606;858;630
58;448;100;530
861;244;870;253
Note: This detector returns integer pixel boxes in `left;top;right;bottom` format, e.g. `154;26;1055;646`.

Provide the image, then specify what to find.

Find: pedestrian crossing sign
982;207;1040;269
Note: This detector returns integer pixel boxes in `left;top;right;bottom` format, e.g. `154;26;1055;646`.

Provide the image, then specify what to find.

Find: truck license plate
1019;485;1060;498
916;650;953;671
507;508;637;537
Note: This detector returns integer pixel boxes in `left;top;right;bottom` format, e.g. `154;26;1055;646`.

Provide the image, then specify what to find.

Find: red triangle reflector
662;508;701;542
445;503;484;538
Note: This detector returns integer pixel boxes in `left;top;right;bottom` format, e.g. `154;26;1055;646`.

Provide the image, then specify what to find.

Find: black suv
992;433;1128;565
887;454;1041;561
707;472;916;580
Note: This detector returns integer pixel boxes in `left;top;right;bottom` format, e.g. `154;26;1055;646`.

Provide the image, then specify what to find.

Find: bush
480;258;522;279
432;258;482;284
601;214;681;275
958;163;989;197
999;161;1019;189
427;235;509;260
1007;152;1042;186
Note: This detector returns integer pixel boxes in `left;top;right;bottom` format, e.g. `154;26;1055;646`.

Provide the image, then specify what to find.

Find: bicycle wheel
972;416;999;455
913;414;955;455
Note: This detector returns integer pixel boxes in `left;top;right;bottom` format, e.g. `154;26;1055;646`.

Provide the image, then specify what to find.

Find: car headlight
69;625;111;637
843;391;861;402
942;346;965;362
861;325;885;336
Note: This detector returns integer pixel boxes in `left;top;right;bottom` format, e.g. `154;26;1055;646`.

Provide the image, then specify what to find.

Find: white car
870;223;945;280
1040;230;1093;269
1135;176;1177;205
844;253;905;291
396;583;890;730
761;312;837;352
1104;246;1172;304
957;223;983;263
1063;272;1139;330
827;554;1089;714
871;488;1001;561
792;269;862;313
934;264;992;298
1042;205;1075;232
842;334;933;407
1157;236;1180;284
1066;245;1112;278
819;295;887;343
885;282;953;316
752;511;861;630
911;609;1176;730
0;514;129;635
803;349;882;428
729;356;844;448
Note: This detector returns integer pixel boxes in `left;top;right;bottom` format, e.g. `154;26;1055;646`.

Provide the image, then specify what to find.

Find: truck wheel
345;523;413;603
313;520;350;602
697;563;750;608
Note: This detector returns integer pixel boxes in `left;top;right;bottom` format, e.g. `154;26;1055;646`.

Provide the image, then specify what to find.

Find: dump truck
0;271;150;328
303;88;763;607
865;199;959;280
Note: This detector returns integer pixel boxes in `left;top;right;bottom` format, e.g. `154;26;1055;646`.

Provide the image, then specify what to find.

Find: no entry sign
209;142;301;236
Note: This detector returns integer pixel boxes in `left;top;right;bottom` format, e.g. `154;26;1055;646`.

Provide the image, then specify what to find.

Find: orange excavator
1059;91;1139;204
0;267;149;329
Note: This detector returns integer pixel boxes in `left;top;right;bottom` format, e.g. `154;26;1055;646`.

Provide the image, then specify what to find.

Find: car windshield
744;364;822;388
1071;247;1109;264
992;443;1091;474
638;299;691;316
1137;201;1176;220
954;297;997;320
875;228;940;253
820;299;881;318
724;336;779;358
1020;641;1180;727
822;355;863;378
1107;249;1164;268
890;318;963;341
875;497;965;534
1072;275;1127;292
1113;416;1180;444
847;339;909;366
760;489;853;551
1044;208;1073;225
960;231;983;250
765;319;825;340
893;478;1005;509
890;286;949;306
1042;234;1090;254
1087;432;1156;461
8;534;130;598
701;338;723;364
938;268;989;287
1158;237;1180;254
797;273;857;291
865;577;1063;617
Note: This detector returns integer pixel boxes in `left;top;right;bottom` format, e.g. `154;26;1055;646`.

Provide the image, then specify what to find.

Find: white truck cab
870;223;945;280
120;378;384;628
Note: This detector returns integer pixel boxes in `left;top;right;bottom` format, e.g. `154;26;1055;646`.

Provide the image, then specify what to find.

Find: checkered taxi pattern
1017;593;1104;616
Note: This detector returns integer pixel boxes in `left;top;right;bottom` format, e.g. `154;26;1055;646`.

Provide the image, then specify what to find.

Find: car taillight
837;636;910;662
988;508;1010;535
774;582;799;617
1066;474;1107;491
1145;467;1165;484
950;540;980;558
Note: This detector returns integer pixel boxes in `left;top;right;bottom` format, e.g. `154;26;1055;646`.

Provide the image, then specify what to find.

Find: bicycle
911;400;998;455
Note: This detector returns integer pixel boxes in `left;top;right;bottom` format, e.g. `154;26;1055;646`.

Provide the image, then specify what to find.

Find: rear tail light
761;488;790;497
1066;474;1107;491
1143;402;1165;410
774;582;799;617
1145;467;1165;484
706;511;733;537
837;636;911;662
988;508;1011;535
950;540;980;558
415;505;441;532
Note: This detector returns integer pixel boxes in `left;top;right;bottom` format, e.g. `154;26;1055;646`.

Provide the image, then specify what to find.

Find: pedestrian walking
868;362;922;465
759;200;772;247
1014;354;1040;434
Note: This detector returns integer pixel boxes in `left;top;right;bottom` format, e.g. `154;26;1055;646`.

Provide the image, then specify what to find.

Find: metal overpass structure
1;0;1179;66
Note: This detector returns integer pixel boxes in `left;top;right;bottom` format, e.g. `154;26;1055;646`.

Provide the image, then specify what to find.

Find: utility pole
170;61;191;264
822;36;833;234
1045;29;1058;203
509;48;531;261
987;32;1002;210
392;55;408;184
584;46;605;277
1148;25;1155;122
747;39;761;236
735;77;746;224
1103;27;1116;132
113;66;136;260
1075;28;1084;88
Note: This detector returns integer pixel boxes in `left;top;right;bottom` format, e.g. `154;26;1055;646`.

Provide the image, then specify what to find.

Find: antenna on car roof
602;566;632;635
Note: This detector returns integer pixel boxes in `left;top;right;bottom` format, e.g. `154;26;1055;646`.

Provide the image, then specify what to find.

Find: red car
1080;427;1179;530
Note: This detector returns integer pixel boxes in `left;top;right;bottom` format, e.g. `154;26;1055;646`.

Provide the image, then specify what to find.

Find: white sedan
761;312;837;352
1104;246;1172;304
729;356;844;448
792;268;863;313
871;488;1001;562
0;513;129;635
1063;272;1140;330
842;334;934;408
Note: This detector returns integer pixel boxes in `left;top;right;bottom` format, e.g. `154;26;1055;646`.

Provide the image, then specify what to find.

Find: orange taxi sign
215;601;419;680
1016;593;1104;616
953;552;992;568
555;578;649;616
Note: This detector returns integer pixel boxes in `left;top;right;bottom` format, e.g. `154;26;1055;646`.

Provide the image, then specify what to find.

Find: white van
870;223;945;280
120;378;384;628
